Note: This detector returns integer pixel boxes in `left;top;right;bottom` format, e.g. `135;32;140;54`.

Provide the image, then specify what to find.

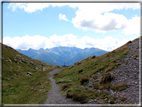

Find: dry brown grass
111;83;128;91
61;83;73;90
92;74;98;80
91;55;96;59
120;95;127;101
79;77;90;85
100;72;113;84
74;62;81;65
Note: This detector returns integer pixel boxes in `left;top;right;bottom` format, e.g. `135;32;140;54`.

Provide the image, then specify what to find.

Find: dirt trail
44;69;80;104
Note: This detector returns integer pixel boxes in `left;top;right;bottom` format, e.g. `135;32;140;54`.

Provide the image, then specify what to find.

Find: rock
94;99;97;102
42;67;46;71
34;66;38;70
27;72;33;76
22;60;27;63
31;61;34;65
0;56;4;60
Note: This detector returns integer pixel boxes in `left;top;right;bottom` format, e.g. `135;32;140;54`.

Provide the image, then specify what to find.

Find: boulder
27;72;33;76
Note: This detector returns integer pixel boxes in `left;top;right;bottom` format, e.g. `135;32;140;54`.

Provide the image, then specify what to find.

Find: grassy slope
54;39;138;104
2;44;57;104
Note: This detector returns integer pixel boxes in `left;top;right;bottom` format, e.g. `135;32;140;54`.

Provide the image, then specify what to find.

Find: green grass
53;40;130;103
2;44;56;104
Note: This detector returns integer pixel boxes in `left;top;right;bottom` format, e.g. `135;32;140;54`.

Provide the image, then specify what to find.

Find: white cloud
59;14;68;21
123;16;140;35
7;3;140;35
72;12;128;33
8;3;140;13
79;36;128;51
7;3;69;13
3;34;130;51
8;3;50;13
71;3;140;35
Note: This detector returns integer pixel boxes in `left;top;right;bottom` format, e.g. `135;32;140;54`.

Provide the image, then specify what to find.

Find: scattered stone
27;72;33;76
31;87;34;90
42;67;46;71
34;66;38;70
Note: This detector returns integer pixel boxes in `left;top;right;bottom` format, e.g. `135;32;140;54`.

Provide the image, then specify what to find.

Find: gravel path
44;69;80;104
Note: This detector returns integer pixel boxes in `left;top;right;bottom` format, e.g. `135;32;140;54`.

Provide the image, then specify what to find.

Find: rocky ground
86;39;140;104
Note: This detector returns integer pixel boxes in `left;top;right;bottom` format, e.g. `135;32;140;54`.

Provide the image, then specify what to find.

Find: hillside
54;37;140;104
17;47;108;66
2;43;57;104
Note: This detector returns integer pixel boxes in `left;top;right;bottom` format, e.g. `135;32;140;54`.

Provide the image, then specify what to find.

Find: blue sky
2;3;140;51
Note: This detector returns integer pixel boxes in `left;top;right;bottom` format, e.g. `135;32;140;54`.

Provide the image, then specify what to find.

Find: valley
2;36;141;105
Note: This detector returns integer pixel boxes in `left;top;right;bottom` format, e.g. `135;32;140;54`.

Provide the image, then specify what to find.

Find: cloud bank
3;34;129;51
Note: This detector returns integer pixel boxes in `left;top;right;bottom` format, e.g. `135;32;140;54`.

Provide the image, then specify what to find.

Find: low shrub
134;54;138;59
98;91;109;99
94;83;100;89
112;50;116;53
66;88;73;98
72;91;89;103
111;83;128;91
74;62;81;66
127;41;132;44
66;92;73;98
79;77;89;85
101;83;111;89
110;100;115;104
92;74;98;80
56;65;60;68
78;69;83;73
120;96;127;101
100;72;114;84
61;83;73;90
54;73;59;76
91;55;96;59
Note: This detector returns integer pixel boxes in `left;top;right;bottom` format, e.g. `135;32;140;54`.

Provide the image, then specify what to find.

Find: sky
2;2;140;51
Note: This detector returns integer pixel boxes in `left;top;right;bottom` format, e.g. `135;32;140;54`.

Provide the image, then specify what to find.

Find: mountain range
17;46;108;66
